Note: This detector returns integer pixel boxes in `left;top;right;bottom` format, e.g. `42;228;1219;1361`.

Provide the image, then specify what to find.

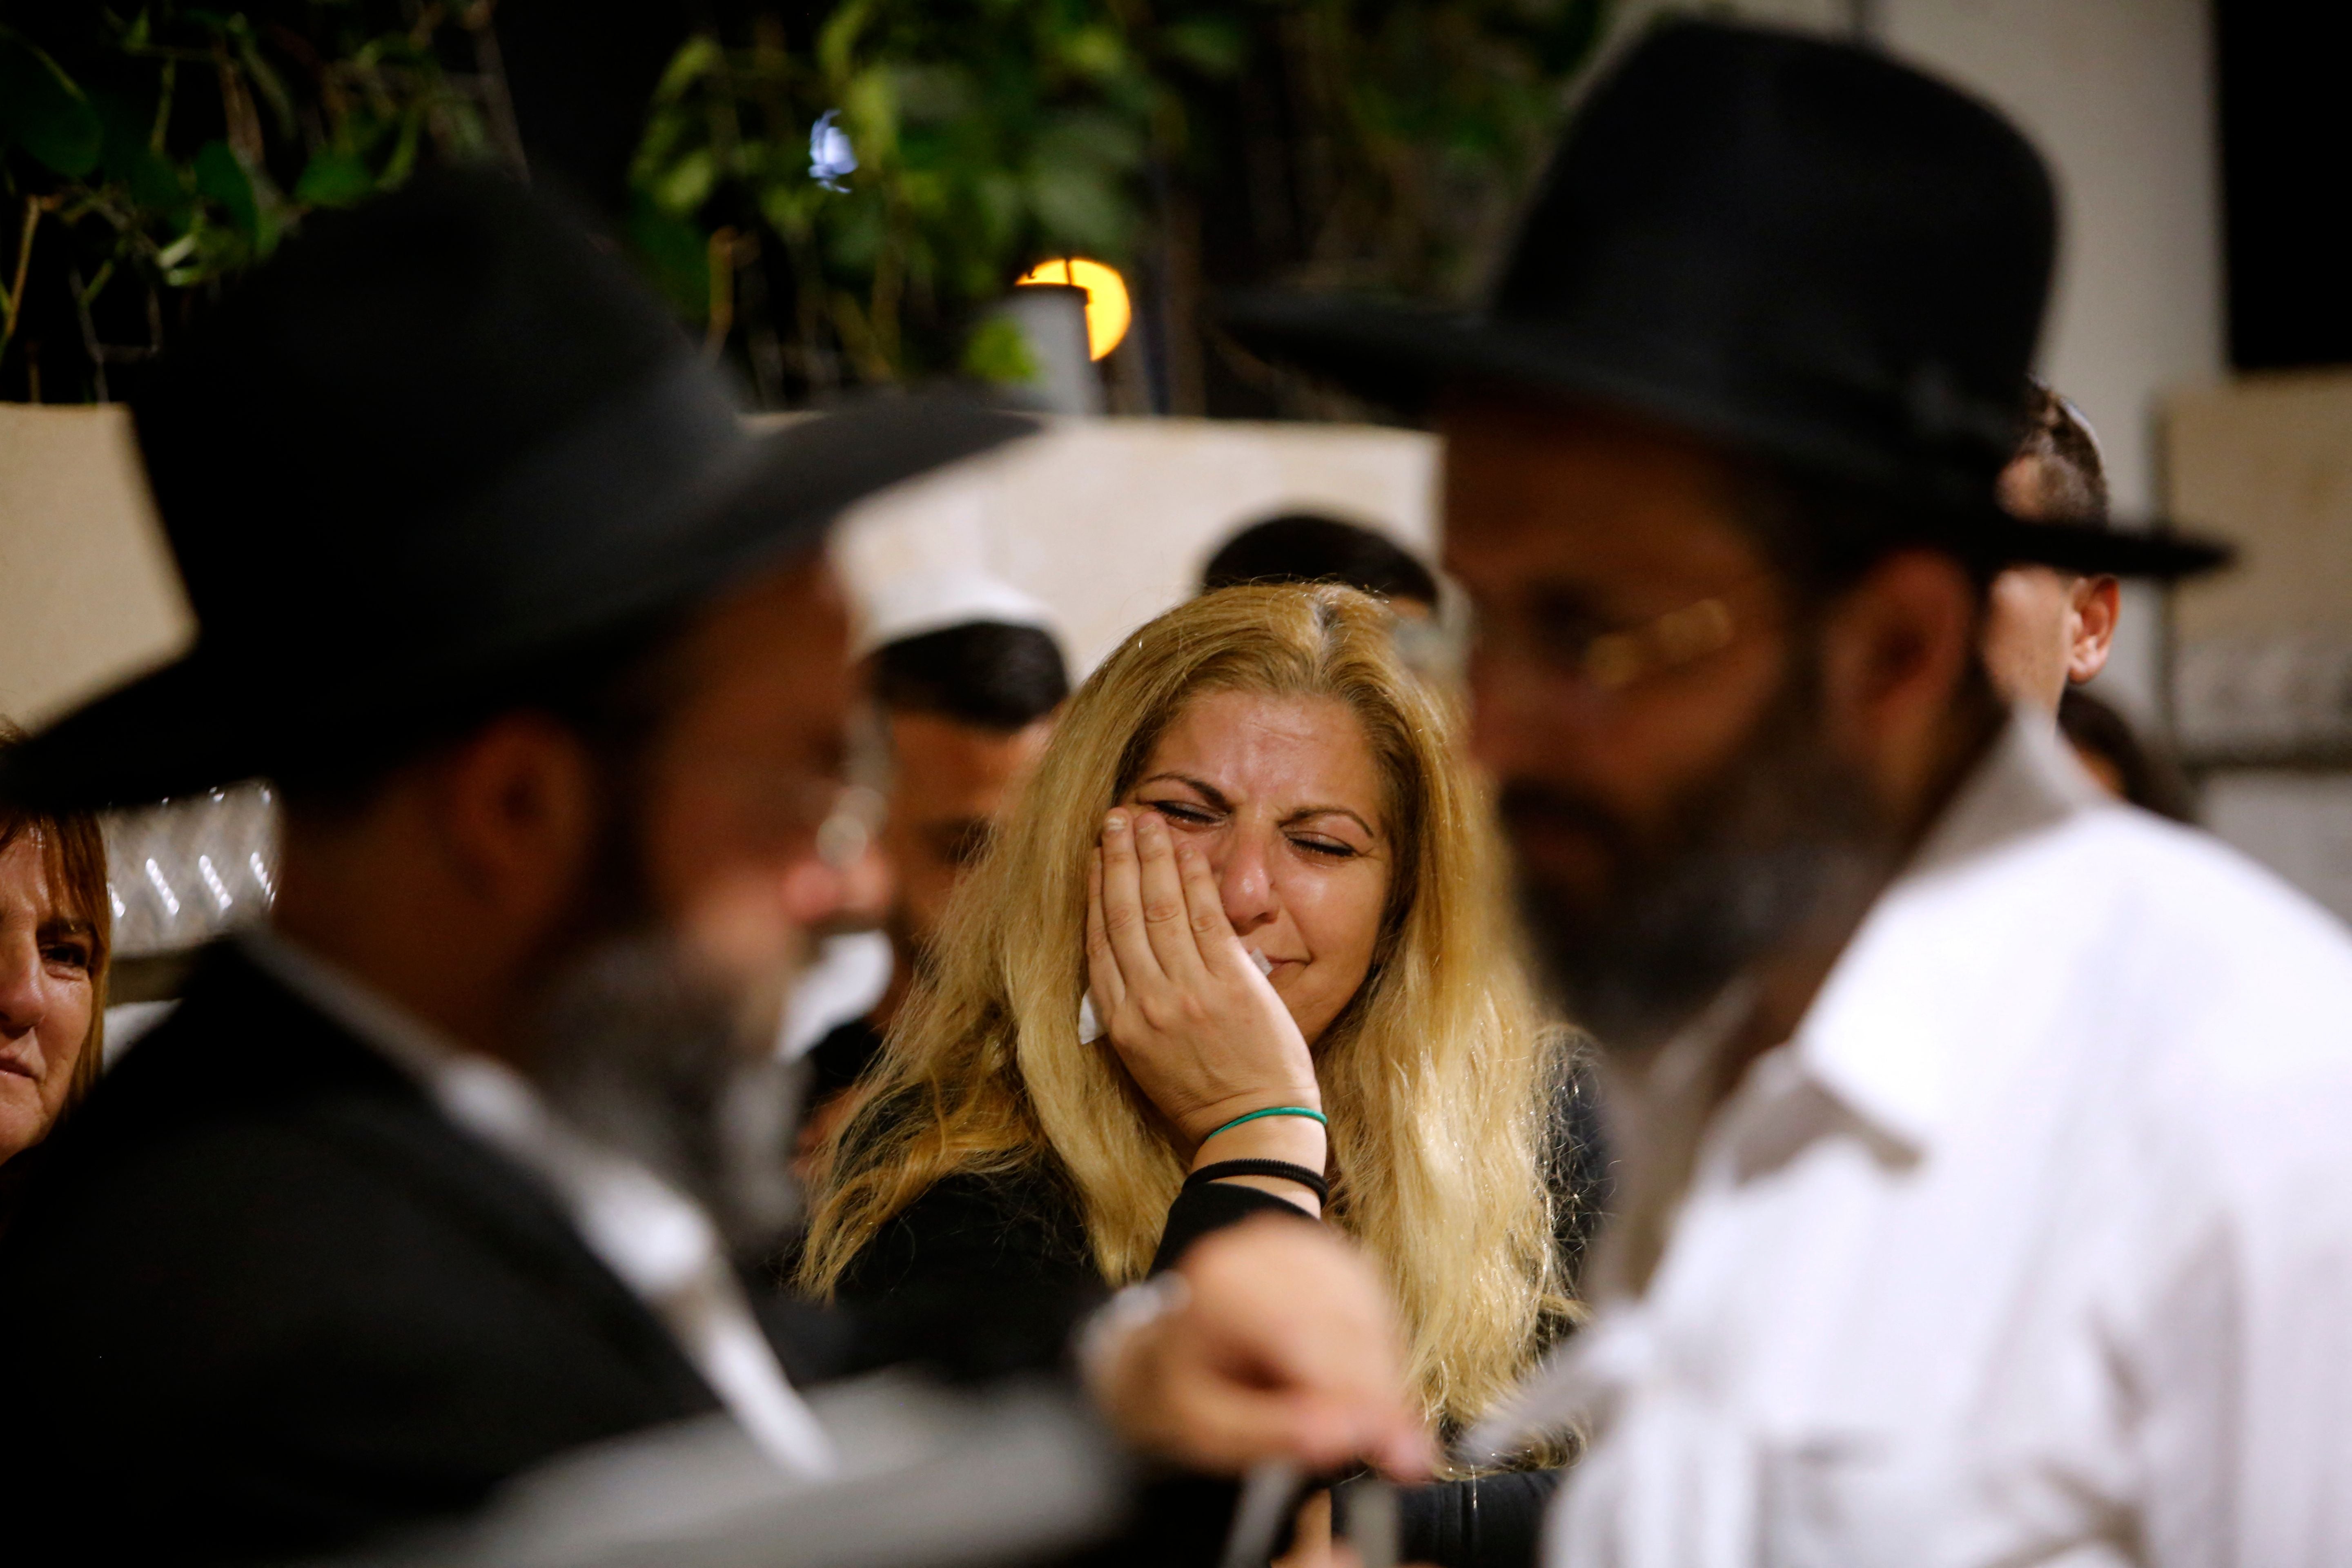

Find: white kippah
852;569;1060;659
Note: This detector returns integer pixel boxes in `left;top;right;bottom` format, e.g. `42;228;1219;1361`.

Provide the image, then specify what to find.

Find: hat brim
1221;292;2232;583
3;392;1036;812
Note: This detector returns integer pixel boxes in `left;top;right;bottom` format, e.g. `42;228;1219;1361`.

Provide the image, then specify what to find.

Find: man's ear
1816;549;1984;812
432;714;602;922
2067;575;2121;684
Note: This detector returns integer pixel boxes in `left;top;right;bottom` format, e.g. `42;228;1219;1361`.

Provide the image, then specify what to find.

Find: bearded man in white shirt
1229;16;2352;1568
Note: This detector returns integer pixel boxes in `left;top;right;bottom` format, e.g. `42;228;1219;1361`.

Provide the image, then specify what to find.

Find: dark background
2214;0;2352;370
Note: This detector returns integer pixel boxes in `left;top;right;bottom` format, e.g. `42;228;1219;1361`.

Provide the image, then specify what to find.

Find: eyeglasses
696;768;886;870
814;784;887;870
1473;573;1779;696
732;702;891;870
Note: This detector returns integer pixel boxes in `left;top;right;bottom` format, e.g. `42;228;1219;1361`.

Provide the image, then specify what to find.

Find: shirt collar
236;927;723;1294
238;931;839;1479
238;926;470;1085
1784;709;2107;1153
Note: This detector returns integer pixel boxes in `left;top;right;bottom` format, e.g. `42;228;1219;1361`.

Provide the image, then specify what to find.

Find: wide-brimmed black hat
3;172;1033;811
1224;18;2228;581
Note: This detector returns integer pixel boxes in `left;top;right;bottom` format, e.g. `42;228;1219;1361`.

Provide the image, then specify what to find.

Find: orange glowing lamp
1016;258;1132;361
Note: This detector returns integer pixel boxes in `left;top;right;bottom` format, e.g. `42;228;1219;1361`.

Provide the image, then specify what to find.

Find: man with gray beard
1232;18;2352;1568
0;172;1432;1565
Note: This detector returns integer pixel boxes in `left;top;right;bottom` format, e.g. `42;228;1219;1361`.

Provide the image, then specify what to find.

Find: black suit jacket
0;946;730;1564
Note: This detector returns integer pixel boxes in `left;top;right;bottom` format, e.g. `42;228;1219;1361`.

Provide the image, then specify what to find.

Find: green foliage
0;33;105;177
960;311;1038;385
630;2;1179;390
629;0;1606;401
1292;0;1612;294
3;2;1606;406
0;4;514;403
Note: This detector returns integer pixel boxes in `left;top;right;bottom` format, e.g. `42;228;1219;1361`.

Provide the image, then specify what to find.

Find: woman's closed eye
1144;799;1370;860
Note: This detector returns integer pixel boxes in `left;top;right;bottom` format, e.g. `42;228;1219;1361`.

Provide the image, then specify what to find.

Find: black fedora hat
1225;18;2228;581
3;172;1033;811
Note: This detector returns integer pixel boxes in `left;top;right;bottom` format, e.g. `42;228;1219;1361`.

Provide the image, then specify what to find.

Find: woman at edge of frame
0;721;113;1233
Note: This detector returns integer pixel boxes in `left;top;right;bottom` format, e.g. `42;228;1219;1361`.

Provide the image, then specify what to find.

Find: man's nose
1214;831;1281;935
779;857;853;930
1468;644;1550;778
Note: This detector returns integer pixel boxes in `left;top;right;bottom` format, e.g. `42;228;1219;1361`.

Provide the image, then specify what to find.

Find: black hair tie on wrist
1184;1159;1330;1208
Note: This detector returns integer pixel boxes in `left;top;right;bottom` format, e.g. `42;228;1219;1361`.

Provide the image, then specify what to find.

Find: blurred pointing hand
1084;1216;1434;1480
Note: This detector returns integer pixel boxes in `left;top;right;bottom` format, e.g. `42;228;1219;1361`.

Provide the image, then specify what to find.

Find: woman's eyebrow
1137;772;1231;811
1285;805;1380;840
41;916;96;940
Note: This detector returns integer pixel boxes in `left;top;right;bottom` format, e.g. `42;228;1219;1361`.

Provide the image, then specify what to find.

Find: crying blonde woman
800;584;1598;1565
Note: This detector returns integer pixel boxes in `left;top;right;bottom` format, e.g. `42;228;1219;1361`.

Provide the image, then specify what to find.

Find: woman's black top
838;1048;1612;1300
837;1050;1612;1568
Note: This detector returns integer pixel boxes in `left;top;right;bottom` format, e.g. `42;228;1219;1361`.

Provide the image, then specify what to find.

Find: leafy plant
0;3;517;404
627;0;1606;409
1;2;1606;411
1256;0;1609;295
629;2;1183;397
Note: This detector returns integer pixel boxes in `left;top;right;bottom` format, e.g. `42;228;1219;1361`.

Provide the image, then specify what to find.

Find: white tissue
1080;949;1274;1044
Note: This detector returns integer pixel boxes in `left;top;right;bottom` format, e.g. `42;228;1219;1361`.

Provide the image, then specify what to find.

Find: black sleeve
827;1172;1110;1383
1136;1088;1581;1568
1552;1043;1613;1291
840;1171;1100;1300
1149;1180;1314;1274
828;1175;1258;1568
804;1016;886;1108
1394;1468;1564;1568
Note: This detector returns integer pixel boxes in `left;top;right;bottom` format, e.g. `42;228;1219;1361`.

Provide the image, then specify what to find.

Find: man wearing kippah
1234;17;2352;1566
793;571;1070;1154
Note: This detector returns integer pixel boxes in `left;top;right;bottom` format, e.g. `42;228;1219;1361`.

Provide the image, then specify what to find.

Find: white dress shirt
240;931;836;1479
1523;717;2352;1567
777;929;893;1060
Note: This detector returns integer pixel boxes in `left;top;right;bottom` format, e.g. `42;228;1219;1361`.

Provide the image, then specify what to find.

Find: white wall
0;405;193;729
831;417;1437;677
3;404;1434;755
2203;772;2352;924
1611;0;2225;722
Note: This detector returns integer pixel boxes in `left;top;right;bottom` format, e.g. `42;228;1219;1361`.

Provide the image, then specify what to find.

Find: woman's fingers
1098;811;1167;993
1173;828;1249;975
1086;848;1127;1018
1133;811;1212;984
1272;1492;1334;1568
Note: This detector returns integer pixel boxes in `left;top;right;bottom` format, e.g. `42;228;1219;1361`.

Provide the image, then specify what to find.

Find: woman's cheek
1296;870;1383;973
46;982;94;1079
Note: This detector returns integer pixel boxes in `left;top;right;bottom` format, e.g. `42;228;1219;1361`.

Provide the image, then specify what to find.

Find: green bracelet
1203;1105;1329;1143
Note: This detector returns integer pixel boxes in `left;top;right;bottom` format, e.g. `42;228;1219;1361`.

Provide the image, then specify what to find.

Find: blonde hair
802;585;1571;1432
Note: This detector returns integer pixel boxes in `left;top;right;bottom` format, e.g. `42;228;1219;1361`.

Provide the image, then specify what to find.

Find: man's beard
525;820;807;1257
1500;659;1890;1056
